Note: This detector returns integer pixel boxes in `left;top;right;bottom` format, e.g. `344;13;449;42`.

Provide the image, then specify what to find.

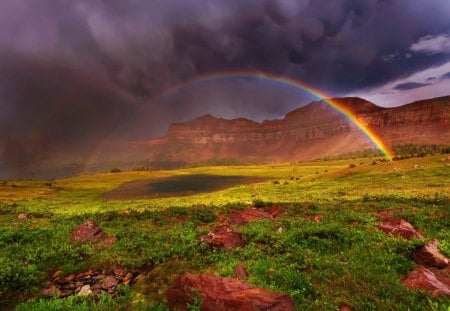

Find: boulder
200;225;244;249
377;218;423;240
71;220;105;243
402;266;450;296
412;240;449;269
167;274;294;311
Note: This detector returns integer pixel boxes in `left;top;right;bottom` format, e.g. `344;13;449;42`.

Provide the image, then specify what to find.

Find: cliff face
135;96;450;162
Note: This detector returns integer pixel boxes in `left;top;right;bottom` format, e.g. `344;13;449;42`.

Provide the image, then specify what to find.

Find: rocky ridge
133;96;450;162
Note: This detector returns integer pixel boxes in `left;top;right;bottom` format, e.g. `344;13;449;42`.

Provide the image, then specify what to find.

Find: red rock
167;274;294;311
402;266;450;296
17;213;30;220
138;97;450;164
113;266;128;278
339;305;354;311
123;272;134;285
102;276;118;290
41;286;60;297
228;208;273;225
234;264;248;280
266;205;284;218
52;270;62;279
304;214;323;222
215;214;228;224
71;220;105;243
200;225;244;249
64;274;76;282
412;240;449;268
377;218;424;240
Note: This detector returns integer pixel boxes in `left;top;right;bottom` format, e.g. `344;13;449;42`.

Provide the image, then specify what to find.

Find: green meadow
1;155;449;310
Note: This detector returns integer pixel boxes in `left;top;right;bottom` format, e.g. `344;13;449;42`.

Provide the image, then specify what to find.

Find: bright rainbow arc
151;70;394;160
81;70;393;173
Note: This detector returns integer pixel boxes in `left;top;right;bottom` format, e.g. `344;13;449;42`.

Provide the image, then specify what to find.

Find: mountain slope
131;96;450;162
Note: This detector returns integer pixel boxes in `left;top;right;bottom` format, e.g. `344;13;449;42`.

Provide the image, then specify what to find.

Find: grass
0;155;449;310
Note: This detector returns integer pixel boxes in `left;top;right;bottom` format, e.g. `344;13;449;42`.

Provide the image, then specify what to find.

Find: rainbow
150;70;393;160
81;70;393;173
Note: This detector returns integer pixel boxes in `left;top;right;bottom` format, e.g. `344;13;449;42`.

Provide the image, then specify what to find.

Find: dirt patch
102;174;269;200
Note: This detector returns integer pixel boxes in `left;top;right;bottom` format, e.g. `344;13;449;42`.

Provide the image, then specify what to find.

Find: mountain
130;96;450;163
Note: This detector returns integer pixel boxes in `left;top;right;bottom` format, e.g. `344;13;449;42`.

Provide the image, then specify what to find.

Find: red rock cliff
135;96;450;162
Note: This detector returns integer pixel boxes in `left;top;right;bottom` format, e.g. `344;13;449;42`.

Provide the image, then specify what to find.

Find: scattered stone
200;225;244;249
234;264;248;280
377;218;424;240
266;204;284;218
412;240;449;269
71;220;105;243
41;286;60;297
77;285;92;296
113;266;127;278
102;276;118;290
52;270;62;279
228;208;273;225
304;214;323;222
41;268;137;299
167;274;294;311
123;272;134;285
17;213;30;220
402;266;450;297
215;214;228;224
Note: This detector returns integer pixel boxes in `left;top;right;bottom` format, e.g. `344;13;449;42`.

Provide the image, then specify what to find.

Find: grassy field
1;155;449;310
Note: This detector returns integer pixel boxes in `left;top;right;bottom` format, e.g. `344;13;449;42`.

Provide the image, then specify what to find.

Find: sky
0;0;449;176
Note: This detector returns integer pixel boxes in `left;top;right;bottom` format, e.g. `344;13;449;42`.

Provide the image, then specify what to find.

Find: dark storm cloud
1;0;450;177
393;82;430;91
441;72;450;79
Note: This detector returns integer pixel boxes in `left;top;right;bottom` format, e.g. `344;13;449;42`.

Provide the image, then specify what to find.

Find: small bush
252;199;265;208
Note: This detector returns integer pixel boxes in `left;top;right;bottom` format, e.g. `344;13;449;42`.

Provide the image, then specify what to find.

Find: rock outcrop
402;266;450;297
132;96;450;162
377;218;424;240
167;274;294;311
72;220;106;243
228;206;283;226
199;225;244;249
71;220;117;248
41;267;136;298
412;240;449;269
